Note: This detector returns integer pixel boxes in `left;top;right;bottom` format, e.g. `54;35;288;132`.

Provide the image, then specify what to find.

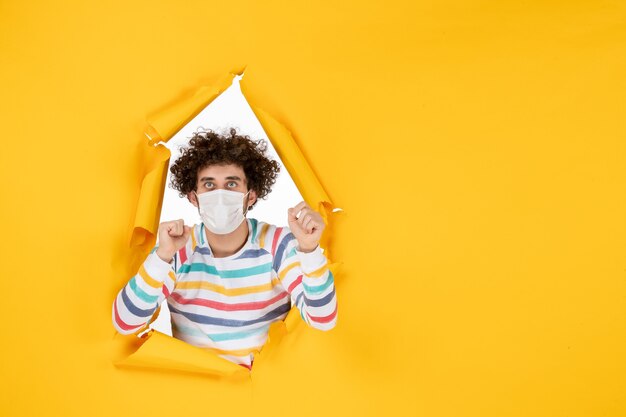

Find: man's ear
187;191;199;208
247;189;257;209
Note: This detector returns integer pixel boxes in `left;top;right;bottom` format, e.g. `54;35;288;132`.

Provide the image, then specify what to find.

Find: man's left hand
287;201;325;252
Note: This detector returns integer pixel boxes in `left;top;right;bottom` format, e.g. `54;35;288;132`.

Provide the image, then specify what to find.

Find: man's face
188;163;257;210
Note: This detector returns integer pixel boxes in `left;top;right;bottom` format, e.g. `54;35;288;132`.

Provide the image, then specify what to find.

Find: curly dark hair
169;128;280;209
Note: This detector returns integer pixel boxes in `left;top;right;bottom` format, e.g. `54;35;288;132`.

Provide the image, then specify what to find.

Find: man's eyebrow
199;176;242;181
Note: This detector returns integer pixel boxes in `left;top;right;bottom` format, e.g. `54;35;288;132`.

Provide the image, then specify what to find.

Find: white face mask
194;189;250;235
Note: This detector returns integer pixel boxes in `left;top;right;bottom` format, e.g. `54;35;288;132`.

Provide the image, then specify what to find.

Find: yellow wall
1;1;625;416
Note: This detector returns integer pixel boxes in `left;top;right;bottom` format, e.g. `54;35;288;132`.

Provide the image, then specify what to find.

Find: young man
112;128;338;369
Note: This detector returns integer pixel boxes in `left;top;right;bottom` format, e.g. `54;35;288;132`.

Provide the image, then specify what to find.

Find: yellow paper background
1;1;625;416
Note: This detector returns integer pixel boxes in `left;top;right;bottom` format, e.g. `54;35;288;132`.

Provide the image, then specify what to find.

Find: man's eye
204;182;214;188
227;182;237;187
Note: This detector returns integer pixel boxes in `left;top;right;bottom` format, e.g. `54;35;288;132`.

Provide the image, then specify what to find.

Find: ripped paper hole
111;68;342;378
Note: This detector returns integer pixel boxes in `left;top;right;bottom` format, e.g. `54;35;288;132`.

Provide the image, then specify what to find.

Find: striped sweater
112;218;338;369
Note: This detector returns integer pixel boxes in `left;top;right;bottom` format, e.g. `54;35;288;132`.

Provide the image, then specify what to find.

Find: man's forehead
197;163;246;180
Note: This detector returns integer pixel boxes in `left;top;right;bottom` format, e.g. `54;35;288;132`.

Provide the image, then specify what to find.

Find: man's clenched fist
287;201;325;253
156;219;192;262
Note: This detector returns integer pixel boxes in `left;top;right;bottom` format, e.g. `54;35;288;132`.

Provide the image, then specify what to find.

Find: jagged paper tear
111;68;341;378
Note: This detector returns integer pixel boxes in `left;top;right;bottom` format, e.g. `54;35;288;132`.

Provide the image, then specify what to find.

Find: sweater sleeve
111;248;178;335
274;228;338;331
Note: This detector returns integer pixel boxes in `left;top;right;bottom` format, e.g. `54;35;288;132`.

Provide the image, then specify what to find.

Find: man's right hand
155;219;192;263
